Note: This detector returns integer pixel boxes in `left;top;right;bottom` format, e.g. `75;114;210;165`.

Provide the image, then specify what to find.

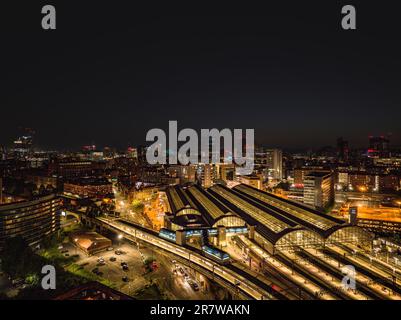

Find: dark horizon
2;2;401;150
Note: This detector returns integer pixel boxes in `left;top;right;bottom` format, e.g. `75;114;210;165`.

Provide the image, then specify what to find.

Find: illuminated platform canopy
165;183;373;253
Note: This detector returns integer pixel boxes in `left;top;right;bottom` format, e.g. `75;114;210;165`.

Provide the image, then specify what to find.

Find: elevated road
94;217;278;300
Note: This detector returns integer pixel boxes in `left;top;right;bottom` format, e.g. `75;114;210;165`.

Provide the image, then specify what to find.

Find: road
96;216;276;300
64;242;213;299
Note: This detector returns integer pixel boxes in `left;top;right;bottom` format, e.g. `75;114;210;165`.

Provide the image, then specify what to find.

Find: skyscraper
266;149;283;180
337;137;349;162
369;135;390;158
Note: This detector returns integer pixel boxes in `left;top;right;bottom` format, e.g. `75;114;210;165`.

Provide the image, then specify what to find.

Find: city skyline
2;2;401;149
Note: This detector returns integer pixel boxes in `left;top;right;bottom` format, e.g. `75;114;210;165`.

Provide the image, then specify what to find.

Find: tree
0;237;41;278
132;199;144;213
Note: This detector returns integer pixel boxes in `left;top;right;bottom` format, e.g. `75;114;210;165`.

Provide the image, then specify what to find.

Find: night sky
1;1;401;150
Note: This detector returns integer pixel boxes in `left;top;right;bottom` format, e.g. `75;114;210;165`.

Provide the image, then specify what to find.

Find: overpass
84;215;287;300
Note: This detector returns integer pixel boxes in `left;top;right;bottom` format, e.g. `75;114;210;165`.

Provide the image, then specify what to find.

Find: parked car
107;247;114;251
109;257;117;262
122;276;129;282
188;280;199;291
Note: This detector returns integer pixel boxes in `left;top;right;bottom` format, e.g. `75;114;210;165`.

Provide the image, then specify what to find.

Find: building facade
303;171;334;210
0;194;61;249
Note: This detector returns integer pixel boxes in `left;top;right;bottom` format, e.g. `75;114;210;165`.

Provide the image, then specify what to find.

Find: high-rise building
337;137;349;162
369;135;390;158
266;149;283;180
13;135;33;158
197;164;214;188
303;171;334;210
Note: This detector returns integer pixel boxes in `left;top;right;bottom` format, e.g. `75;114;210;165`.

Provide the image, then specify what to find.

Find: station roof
208;184;303;244
232;184;346;238
165;185;198;214
185;184;235;226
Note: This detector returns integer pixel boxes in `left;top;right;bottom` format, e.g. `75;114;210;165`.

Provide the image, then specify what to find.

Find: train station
164;183;373;255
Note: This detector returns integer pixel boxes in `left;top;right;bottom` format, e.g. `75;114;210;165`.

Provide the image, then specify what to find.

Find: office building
303;171;334;210
266;149;283;180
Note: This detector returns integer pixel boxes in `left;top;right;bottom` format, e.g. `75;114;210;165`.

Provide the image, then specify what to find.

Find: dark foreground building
0;194;61;250
54;281;133;300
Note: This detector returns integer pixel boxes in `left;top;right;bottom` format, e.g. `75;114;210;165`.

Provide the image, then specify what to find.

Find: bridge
82;215;290;300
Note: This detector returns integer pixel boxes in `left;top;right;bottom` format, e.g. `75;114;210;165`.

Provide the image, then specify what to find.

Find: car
121;262;127;266
109;257;116;262
97;257;105;263
122;265;129;271
107;247;114;251
178;267;185;276
115;250;122;255
122;276;129;282
188;280;199;291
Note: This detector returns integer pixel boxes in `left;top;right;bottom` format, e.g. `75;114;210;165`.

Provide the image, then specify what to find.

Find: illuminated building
369;135;390;158
254;147;283;181
197;164;214;188
266;149;283;180
237;175;262;190
164;183;372;254
63;177;112;199
215;163;235;182
303;171;334;210
12;135;33;158
48;160;94;178
348;172;375;191
378;174;400;192
167;165;196;184
294;167;328;185
69;231;112;255
127;147;138;160
0;194;61;249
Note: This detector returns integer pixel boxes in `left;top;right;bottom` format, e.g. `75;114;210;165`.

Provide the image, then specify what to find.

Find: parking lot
62;241;217;299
